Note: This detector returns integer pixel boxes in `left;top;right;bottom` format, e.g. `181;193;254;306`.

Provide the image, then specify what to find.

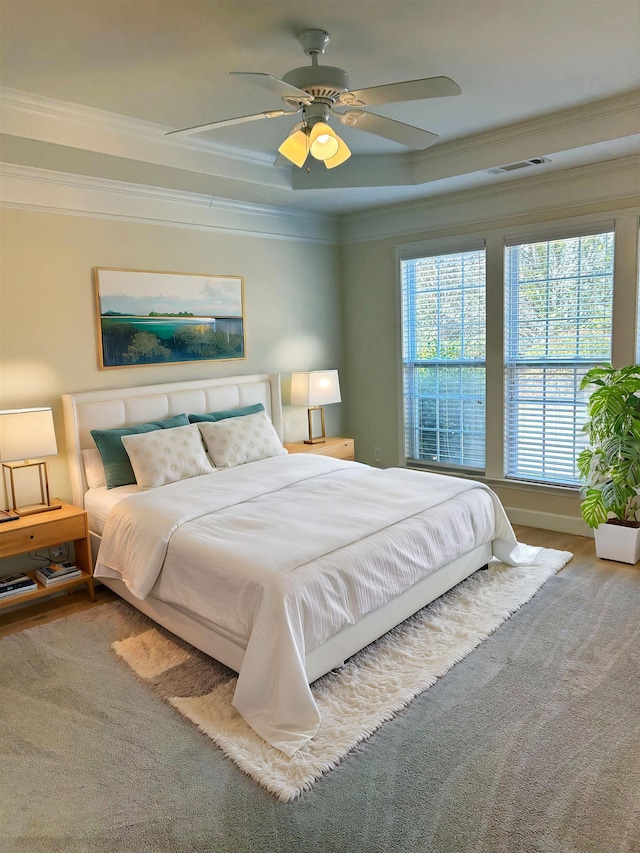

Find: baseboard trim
504;507;592;537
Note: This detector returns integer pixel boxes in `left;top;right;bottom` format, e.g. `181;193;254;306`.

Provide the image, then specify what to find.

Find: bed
62;372;522;755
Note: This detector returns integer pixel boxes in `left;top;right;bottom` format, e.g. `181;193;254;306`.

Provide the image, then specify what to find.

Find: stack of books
35;562;82;587
0;573;38;599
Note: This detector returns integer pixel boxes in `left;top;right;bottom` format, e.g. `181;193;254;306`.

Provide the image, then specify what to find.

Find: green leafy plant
577;364;640;528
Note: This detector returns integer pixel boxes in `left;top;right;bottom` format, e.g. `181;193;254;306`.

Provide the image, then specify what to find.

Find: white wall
340;156;640;534
2;153;638;548
0;205;342;513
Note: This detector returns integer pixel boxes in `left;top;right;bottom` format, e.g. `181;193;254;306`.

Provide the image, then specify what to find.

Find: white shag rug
112;545;572;802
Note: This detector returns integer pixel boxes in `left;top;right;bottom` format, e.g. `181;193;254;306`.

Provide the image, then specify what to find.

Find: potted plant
577;363;640;564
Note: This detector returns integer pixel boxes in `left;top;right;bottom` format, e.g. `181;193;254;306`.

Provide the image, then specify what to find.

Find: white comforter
95;454;521;755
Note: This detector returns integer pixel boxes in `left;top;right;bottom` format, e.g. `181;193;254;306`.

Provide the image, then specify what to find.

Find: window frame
503;226;615;487
398;238;487;474
396;215;637;493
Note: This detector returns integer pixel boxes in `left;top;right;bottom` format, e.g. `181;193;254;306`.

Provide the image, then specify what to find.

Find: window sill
405;461;580;499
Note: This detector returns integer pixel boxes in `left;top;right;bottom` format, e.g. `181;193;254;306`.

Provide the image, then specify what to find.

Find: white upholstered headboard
62;373;283;508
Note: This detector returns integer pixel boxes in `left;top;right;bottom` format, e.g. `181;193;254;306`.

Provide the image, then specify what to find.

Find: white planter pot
594;522;640;564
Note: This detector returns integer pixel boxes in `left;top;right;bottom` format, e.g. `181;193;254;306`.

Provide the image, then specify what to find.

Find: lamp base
2;459;59;516
305;406;327;444
15;502;62;517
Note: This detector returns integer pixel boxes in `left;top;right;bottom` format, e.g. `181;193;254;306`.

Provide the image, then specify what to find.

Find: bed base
64;373;494;689
93;530;492;683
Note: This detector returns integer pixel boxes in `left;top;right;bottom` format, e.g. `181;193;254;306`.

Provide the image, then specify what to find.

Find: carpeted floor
111;546;571;802
2;551;640;853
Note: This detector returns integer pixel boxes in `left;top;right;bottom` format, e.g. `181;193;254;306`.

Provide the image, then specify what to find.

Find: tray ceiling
1;0;639;214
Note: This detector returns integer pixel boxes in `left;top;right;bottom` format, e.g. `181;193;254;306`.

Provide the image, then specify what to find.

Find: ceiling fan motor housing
166;26;459;156
281;65;350;107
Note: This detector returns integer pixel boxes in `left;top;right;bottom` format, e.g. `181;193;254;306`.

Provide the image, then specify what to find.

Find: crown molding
0;87;294;191
2;156;637;249
413;91;640;167
292;91;640;191
4;86;638;198
0;163;340;244
0;87;277;166
341;155;640;244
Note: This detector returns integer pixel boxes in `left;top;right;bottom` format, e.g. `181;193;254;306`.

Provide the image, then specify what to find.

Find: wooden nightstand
284;436;355;461
0;502;93;613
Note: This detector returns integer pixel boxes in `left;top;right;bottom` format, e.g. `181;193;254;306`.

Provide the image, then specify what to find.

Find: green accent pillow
91;414;189;489
188;403;265;424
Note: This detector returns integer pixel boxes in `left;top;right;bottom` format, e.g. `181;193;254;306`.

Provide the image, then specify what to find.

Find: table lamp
0;407;61;515
290;370;341;444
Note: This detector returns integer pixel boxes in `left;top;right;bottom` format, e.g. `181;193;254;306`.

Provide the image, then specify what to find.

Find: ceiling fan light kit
278;125;309;168
308;122;339;160
278;120;352;170
323;134;351;170
166;28;461;171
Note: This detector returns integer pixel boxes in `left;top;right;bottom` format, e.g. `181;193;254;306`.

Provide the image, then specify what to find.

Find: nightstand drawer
321;439;354;460
0;502;94;614
0;515;86;559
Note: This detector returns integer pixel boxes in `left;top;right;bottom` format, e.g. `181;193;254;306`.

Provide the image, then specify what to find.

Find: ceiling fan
166;29;462;169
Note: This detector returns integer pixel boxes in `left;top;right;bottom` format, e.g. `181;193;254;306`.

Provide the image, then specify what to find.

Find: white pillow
197;410;287;469
121;424;214;489
82;448;106;490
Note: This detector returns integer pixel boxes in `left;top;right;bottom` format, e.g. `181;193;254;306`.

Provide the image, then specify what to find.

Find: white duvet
95;454;522;755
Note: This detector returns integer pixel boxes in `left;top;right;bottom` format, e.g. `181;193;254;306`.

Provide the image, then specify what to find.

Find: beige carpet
112;545;572;802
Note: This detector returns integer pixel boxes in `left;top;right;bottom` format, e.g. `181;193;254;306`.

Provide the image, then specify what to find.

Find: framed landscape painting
94;268;245;369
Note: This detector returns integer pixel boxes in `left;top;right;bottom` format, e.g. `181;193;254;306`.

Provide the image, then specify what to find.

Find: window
504;229;614;485
401;248;486;469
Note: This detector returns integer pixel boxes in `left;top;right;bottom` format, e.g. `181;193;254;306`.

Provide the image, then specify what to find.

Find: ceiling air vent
487;157;550;175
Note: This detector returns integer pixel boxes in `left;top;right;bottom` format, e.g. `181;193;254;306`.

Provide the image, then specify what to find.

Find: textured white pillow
121;424;214;489
197;411;287;469
82;448;107;490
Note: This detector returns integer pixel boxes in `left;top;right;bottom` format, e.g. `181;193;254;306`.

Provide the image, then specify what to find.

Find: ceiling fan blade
231;72;314;105
339;76;461;107
338;110;439;150
165;109;298;137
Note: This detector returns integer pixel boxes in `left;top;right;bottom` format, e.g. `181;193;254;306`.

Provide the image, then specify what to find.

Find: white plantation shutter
401;246;486;469
504;228;614;485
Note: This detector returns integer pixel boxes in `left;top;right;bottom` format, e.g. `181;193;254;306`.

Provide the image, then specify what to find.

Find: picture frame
94;268;245;369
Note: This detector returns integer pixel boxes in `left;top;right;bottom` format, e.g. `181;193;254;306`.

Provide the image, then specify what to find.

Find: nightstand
0;502;93;612
284;436;355;461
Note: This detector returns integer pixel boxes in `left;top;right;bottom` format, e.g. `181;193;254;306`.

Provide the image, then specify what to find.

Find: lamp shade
278;125;309;168
290;371;341;407
308;123;340;161
324;135;351;169
279;121;351;170
0;408;58;462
